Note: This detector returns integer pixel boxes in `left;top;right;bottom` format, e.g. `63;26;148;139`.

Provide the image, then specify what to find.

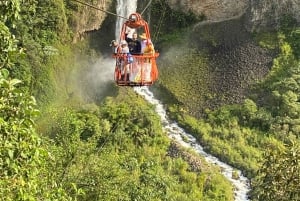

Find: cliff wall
70;0;113;42
246;0;300;31
73;0;300;40
166;0;300;30
166;0;248;21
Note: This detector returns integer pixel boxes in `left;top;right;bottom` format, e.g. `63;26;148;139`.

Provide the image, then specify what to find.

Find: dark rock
167;141;204;172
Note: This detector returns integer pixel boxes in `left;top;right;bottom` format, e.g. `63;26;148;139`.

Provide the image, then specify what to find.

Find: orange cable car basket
113;13;159;86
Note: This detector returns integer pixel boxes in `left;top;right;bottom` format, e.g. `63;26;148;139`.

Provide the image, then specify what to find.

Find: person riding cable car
112;13;159;87
125;31;141;55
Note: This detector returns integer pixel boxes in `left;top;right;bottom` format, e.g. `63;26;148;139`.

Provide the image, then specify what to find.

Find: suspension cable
71;0;129;20
140;0;153;15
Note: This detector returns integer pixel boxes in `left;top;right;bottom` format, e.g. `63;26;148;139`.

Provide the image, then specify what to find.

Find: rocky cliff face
71;0;113;42
166;0;300;30
167;0;248;21
246;0;300;31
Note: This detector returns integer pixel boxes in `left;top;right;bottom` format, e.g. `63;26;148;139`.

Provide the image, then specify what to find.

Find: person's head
113;41;118;47
139;33;147;40
110;40;118;47
120;40;127;47
132;32;138;40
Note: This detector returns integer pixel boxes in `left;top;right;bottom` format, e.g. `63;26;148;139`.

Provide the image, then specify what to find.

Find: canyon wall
72;0;300;39
166;0;248;21
166;0;300;30
70;0;113;42
246;0;300;31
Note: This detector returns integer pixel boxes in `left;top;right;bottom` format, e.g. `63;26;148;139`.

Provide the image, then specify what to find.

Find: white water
134;86;251;201
115;0;137;40
115;2;251;200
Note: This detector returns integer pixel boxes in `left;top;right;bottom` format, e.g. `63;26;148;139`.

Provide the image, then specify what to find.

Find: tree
0;1;73;199
0;69;74;200
251;140;300;201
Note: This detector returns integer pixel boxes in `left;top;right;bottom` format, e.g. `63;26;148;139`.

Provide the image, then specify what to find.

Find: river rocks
167;141;204;172
191;16;274;110
208;40;273;107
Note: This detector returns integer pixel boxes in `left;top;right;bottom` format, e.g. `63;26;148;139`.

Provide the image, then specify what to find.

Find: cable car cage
113;13;159;86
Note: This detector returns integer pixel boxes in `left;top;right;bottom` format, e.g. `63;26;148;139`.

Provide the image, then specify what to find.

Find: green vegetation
2;0;300;200
0;69;73;200
1;0;235;200
253;31;278;50
39;89;234;201
156;11;300;200
251;140;300;201
0;2;73;199
150;0;202;49
158;47;211;116
170;49;300;176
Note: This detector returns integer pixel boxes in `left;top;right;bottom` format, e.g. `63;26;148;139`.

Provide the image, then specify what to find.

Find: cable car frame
113;13;159;86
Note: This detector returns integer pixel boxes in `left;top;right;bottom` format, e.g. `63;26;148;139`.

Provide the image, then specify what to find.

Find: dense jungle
1;0;300;201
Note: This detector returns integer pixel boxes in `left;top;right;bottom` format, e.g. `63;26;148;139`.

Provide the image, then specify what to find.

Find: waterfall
115;2;250;201
115;0;137;40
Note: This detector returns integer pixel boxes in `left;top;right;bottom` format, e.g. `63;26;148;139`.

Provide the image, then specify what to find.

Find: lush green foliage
0;0;21;26
279;15;300;59
38;89;234;200
248;32;300;200
0;1;73;200
6;0;71;104
0;22;18;69
4;0;300;200
0;69;73;200
251;140;300;201
164;30;300;174
168;104;263;178
0;0;20;69
157;47;212;117
150;0;201;47
158;17;300;198
253;37;300;141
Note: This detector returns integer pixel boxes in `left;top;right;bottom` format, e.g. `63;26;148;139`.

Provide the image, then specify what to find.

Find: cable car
113;13;159;86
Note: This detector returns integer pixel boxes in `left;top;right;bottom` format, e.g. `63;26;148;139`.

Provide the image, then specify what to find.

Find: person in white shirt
119;40;130;80
120;40;129;53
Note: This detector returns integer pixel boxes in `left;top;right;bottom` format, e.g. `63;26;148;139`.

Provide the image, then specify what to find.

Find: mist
69;54;117;104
